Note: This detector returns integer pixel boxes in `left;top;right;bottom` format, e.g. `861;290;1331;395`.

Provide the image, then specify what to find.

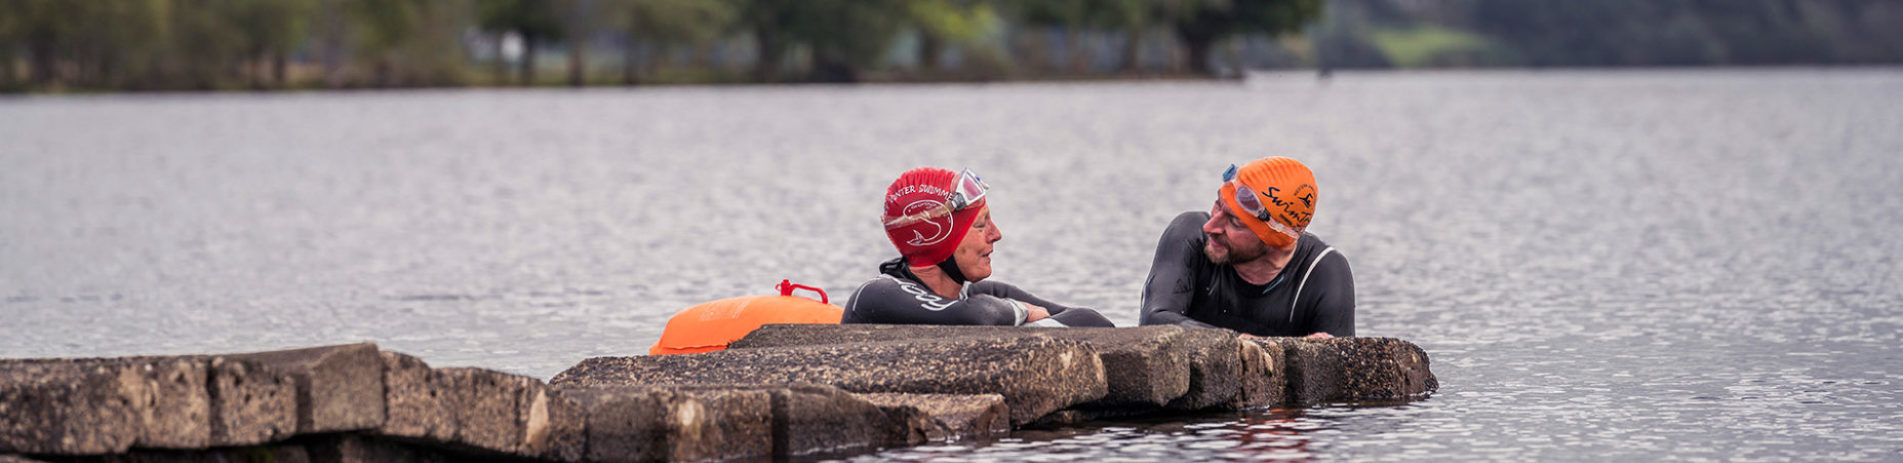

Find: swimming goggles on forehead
1223;164;1303;239
1222;164;1273;222
883;169;990;229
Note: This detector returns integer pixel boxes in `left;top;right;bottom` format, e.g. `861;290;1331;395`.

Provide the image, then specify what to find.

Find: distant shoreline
7;64;1902;96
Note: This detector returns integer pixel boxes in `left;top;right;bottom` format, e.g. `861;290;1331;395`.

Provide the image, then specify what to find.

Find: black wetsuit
1139;211;1356;336
844;258;1116;327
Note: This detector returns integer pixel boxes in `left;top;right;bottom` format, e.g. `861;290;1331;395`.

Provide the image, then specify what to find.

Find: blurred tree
168;0;252;89
479;0;563;85
1167;0;1321;75
604;0;737;84
234;0;315;88
7;0;82;86
730;0;790;82
561;0;593;87
312;0;350;88
903;0;998;73
1016;0;1090;73
793;0;906;82
93;0;170;89
1092;0;1159;72
352;0;422;86
0;3;16;88
352;0;469;87
736;0;904;83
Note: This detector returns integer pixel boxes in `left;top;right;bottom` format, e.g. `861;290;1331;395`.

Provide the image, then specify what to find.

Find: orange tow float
648;280;843;355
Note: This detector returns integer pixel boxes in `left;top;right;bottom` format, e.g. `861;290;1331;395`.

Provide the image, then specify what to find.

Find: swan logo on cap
899;199;954;246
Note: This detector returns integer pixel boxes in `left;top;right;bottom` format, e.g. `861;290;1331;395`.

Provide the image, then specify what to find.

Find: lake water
3;69;1900;461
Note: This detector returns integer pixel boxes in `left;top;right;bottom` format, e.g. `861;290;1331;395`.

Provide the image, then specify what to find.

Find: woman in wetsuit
843;167;1115;327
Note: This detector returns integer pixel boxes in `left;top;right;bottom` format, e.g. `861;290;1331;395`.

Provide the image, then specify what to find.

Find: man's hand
1022;302;1051;323
1238;333;1263;340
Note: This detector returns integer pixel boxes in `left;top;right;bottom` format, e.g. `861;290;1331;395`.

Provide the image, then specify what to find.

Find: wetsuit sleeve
968;281;1117;327
844;276;1027;326
1305;251;1356;337
1140;211;1220;329
968;281;1072;313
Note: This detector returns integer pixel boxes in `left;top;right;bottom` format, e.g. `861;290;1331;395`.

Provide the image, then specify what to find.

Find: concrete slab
857;393;1010;442
204;356;298;446
226;343;384;434
0;362;144;455
558;386;774;463
731;325;1197;407
554;336;1106;426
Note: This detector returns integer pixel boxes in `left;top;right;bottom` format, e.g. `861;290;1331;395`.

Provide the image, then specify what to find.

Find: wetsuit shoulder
843;274;1025;326
1140;211;1222;329
1292;236;1355;337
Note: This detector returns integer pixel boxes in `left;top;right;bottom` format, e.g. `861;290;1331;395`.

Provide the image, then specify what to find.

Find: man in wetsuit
1140;157;1354;338
845;167;1115;327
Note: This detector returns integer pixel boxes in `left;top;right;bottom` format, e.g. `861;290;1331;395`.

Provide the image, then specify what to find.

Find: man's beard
1204;233;1268;265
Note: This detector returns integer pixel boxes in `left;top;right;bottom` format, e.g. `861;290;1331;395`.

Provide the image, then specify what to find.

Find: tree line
1313;0;1903;68
6;0;1894;93
0;0;1321;92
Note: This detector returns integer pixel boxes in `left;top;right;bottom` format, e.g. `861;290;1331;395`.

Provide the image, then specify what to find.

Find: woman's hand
1022;302;1051;322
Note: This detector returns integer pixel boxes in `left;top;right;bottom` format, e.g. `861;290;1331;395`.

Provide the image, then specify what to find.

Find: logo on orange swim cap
883;167;986;266
1219;156;1317;248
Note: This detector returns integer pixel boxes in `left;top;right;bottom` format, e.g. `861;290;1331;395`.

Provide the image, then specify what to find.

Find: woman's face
952;206;1003;281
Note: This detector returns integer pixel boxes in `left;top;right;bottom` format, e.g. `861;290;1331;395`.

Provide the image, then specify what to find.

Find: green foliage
1167;0;1324;74
608;0;736;45
907;0;998;44
478;0;561;41
234;0;314;55
734;0;907;82
1368;25;1490;68
351;0;470;86
11;0;1894;91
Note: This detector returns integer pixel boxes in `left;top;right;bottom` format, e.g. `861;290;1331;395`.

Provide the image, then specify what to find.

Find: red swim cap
883;167;987;267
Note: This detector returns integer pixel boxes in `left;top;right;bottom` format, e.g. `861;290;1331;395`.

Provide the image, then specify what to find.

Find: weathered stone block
1258;337;1437;406
1231;340;1285;409
205;356;298;446
518;378;585;462
0;362;145;455
1162;329;1244;411
431;367;584;461
433;368;521;453
554;336;1106;426
558;383;910;459
376;352;452;442
375;356;582;462
766;384;909;455
857;393;1010;443
2;357;212;451
226;343;384;434
121;358;211;449
558;386;774;463
1323;337;1437;402
731;325;1193;408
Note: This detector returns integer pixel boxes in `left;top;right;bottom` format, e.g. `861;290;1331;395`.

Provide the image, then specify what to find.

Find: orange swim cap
1218;157;1318;248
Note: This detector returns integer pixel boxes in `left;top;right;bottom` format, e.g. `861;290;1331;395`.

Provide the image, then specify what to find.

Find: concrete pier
1;326;1435;462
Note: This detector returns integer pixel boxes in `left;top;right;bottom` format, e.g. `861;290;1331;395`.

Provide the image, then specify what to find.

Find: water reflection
852;409;1324;463
4;70;1900;461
